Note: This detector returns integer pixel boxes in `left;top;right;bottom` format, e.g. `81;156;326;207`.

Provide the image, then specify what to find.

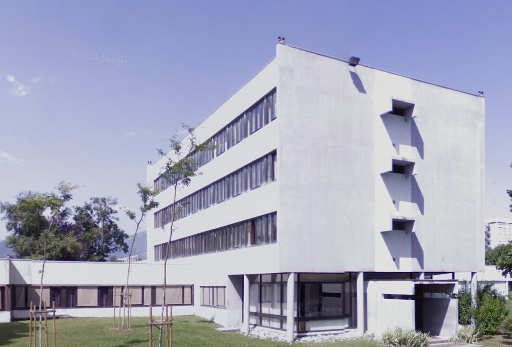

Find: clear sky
0;0;511;240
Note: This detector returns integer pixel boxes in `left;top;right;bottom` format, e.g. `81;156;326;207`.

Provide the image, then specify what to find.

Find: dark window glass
98;287;113;307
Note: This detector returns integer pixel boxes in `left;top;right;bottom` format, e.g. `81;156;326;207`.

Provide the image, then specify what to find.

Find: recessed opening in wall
392;163;406;174
392;159;415;176
392;219;414;232
391;99;415;118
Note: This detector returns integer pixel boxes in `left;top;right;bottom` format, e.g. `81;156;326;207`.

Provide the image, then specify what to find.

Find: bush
381;327;430;347
501;315;512;333
451;325;481;344
458;283;508;335
458;288;473;325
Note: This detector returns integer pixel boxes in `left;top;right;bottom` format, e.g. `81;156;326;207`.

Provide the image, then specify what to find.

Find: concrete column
357;272;365;336
470;272;477;327
242;275;250;333
286;273;295;343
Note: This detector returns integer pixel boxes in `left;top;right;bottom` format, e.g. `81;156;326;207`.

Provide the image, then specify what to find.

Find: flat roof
286;44;482;98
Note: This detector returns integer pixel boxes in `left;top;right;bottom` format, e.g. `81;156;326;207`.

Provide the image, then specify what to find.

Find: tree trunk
158;183;178;347
121;216;143;329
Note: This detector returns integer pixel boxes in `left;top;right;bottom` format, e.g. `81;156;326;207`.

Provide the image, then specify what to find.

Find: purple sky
1;0;511;239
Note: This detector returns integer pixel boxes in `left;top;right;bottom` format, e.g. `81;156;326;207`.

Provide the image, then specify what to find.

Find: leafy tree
155;125;213;347
491;169;512;276
496;245;512;277
0;182;79;260
73;197;129;261
120;183;159;329
0;184;128;261
459;283;508;335
0;182;77;346
486;244;512;266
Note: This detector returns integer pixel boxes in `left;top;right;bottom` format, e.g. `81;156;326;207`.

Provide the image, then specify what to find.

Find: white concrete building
455;266;512;298
0;258;195;323
0;43;485;340
145;43;485;339
485;219;512;249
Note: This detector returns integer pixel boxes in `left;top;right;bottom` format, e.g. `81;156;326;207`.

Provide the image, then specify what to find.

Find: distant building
485;219;512;249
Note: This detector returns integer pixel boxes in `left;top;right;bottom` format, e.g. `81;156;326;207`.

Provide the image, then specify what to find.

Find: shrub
458;283;508;335
450;325;481;344
458;288;473;325
476;284;508;334
501;315;512;333
381;327;430;347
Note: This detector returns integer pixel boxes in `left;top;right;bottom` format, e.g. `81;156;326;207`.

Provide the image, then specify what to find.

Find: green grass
0;316;381;347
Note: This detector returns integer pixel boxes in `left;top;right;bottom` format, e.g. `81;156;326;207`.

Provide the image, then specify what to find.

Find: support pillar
286;273;295;343
242;275;250;333
357;272;365;336
470;272;477;327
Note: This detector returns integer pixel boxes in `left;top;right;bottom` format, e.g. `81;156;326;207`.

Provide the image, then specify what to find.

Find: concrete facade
0;44;485;338
144;44;484;338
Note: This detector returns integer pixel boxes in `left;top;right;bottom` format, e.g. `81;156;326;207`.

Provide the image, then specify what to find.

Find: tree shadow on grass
0;321;29;346
482;333;512;346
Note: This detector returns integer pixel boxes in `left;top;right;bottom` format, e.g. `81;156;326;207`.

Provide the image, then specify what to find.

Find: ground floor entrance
242;272;359;338
414;282;458;336
240;272;459;341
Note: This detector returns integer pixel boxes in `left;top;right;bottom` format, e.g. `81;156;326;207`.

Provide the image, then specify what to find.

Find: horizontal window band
154;150;277;228
154;88;277;192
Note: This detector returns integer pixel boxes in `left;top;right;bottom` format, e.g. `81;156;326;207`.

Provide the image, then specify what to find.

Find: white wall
276;44;484;273
366;280;415;336
146;59;278;263
0;311;10;323
10;306;194;320
276;44;376;273
0;259;9;285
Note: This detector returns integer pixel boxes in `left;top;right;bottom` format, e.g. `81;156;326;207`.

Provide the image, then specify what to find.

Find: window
50;287;77;308
13;286;27;309
154;151;277;228
98;287;113;307
154;89;277;192
27;287;50;308
152;285;193;306
155;212;277;260
201;286;225;308
0;287;4;311
249;274;288;329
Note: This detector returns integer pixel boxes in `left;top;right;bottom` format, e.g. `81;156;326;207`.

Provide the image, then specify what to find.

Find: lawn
0;316;382;347
480;333;512;347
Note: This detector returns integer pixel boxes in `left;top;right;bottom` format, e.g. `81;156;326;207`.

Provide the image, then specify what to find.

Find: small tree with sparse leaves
155;124;213;347
119;184;159;329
